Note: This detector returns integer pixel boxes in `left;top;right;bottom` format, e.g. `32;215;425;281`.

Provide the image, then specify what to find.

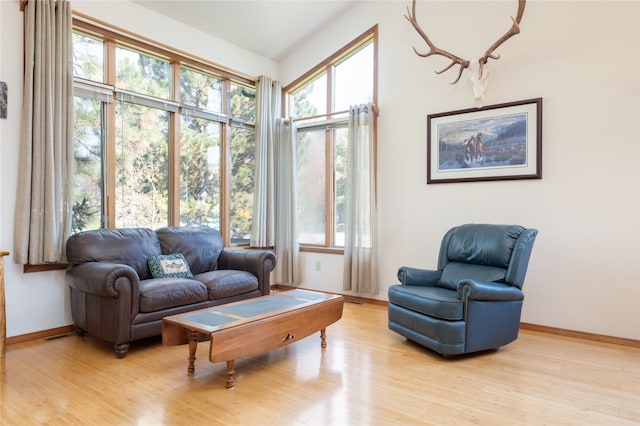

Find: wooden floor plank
1;302;638;425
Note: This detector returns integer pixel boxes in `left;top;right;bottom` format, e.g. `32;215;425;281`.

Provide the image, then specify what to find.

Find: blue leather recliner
388;224;538;356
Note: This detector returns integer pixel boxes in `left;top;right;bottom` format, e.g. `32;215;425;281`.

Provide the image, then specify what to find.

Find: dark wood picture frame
427;98;542;184
0;81;7;119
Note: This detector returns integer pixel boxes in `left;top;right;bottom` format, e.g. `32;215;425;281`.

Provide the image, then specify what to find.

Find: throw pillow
148;253;193;279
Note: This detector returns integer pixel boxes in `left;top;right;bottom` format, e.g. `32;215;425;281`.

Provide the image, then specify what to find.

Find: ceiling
132;1;360;61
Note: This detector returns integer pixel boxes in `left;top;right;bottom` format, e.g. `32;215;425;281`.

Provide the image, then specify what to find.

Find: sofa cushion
388;285;463;321
139;278;208;312
148;253;193;279
194;270;259;299
156;226;224;276
66;228;161;280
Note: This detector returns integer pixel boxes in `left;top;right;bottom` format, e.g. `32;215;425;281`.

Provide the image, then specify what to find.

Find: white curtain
343;103;378;294
251;76;281;247
14;0;74;264
273;118;301;285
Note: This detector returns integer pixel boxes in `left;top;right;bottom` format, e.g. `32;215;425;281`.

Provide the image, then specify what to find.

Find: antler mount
405;0;526;103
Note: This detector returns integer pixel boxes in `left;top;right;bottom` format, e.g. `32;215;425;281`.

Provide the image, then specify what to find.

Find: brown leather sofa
65;226;276;358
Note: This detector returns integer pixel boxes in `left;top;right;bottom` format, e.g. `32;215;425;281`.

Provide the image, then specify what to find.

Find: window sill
23;263;68;273
300;246;344;255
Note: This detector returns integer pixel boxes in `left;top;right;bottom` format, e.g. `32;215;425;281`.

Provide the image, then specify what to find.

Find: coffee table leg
226;360;235;389
320;328;327;348
188;330;198;374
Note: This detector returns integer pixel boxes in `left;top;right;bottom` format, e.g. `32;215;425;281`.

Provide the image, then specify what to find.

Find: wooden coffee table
162;289;344;388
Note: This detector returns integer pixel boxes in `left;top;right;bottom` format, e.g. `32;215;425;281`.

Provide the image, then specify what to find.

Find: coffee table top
163;289;341;334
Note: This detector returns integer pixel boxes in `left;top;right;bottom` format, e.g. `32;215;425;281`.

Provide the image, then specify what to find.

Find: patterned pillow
148;253;193;279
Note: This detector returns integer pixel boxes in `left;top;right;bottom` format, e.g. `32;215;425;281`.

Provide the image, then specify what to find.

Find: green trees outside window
71;25;256;245
115;102;169;229
179;115;221;229
72;96;102;234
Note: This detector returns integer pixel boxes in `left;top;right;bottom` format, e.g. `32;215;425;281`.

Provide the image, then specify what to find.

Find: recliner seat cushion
139;278;208;312
388;285;463;321
195;270;259;299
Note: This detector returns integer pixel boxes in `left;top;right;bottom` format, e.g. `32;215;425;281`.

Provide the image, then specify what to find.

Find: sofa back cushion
66;228;162;280
155;226;224;276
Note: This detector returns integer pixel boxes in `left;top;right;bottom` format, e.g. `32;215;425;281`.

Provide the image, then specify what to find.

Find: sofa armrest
65;262;140;299
217;249;277;295
458;279;524;302
397;266;441;287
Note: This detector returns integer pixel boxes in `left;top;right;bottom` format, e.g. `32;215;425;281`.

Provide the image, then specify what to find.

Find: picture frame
0;81;7;119
427;98;542;184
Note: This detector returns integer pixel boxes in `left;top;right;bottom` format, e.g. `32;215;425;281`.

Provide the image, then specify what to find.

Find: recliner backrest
436;224;537;290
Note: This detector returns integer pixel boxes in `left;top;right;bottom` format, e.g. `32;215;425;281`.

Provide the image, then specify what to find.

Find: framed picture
0;81;7;119
427;98;542;184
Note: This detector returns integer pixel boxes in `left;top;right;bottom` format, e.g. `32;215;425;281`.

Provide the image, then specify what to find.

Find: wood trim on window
23;263;68;273
283;25;378;252
72;13;257;87
23;9;259;271
283;24;378;97
168;62;181;226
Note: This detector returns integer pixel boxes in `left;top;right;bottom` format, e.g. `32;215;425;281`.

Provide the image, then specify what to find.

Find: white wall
72;0;278;78
0;0;277;338
0;1;70;336
1;0;638;341
280;0;640;340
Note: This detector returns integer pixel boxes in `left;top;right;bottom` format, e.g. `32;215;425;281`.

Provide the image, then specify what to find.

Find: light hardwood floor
1;301;638;425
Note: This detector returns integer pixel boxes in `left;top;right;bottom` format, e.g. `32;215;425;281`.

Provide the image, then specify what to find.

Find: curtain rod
292;104;379;123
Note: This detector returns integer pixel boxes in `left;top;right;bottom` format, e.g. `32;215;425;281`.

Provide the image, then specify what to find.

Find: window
71;19;256;246
114;102;170;229
72;95;104;233
284;26;377;250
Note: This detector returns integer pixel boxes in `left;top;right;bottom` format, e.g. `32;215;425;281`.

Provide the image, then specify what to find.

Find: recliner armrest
397;266;441;286
65;262;140;298
458;279;524;302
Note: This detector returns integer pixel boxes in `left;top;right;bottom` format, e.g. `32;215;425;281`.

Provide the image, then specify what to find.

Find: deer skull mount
405;0;526;107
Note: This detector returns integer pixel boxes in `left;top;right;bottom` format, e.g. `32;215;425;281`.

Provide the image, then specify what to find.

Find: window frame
283;25;378;253
72;16;257;247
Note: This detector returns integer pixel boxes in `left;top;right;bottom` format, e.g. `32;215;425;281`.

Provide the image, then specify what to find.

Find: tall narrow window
284;26;377;249
180;67;224;227
72;96;104;233
179;116;222;228
114;102;170;228
296;129;327;245
230;126;255;243
229;84;256;244
72;32;107;233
